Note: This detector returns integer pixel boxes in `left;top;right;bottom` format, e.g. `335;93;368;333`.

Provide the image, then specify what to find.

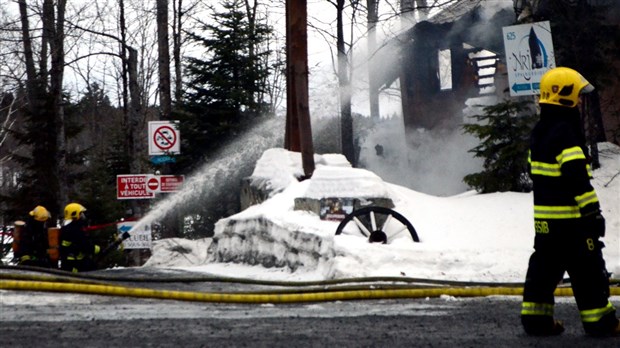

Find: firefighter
521;67;619;336
16;205;51;267
59;203;100;273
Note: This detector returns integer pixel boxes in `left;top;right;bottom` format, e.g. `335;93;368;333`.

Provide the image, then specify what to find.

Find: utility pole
284;0;315;179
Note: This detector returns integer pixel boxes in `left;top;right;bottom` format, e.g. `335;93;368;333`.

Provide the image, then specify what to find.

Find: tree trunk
337;0;355;165
157;0;172;118
17;0;37;96
285;0;315;178
172;0;183;104
127;47;144;220
367;0;380;119
119;0;129;116
50;0;68;209
244;0;259;106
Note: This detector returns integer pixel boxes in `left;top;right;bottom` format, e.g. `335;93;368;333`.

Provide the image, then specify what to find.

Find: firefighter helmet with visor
64;203;86;221
539;67;594;108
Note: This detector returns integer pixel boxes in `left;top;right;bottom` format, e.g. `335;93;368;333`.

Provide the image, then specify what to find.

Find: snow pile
145;143;620;283
250;148;351;195
303;166;391;199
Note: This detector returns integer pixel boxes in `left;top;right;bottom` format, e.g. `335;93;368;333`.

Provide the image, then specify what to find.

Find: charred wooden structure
377;2;513;131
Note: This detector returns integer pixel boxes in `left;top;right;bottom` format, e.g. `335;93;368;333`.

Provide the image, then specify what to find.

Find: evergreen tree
5;84;61;222
539;1;620;145
462;99;538;193
169;0;275;236
178;0;273;171
68;84;127;225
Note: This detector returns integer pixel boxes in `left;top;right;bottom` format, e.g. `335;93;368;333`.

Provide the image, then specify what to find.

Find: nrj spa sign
503;21;556;97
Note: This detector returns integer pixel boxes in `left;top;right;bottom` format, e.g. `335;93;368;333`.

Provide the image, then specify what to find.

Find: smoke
357;117;483;197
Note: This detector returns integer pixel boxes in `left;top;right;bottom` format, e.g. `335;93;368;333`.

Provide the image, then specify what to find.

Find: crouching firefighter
521;67;619;336
59;203;100;273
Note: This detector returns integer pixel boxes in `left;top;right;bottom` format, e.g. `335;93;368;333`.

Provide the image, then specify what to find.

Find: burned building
375;0;620;144
375;1;513;133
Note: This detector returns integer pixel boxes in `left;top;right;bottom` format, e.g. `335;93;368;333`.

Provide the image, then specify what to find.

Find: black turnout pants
522;219;617;335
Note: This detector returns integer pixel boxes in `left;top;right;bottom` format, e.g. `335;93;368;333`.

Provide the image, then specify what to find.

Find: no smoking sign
148;121;180;156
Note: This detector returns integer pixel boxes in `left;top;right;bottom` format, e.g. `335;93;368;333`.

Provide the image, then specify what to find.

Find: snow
143;142;620;284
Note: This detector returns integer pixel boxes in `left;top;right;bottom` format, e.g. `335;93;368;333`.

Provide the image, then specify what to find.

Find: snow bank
148;143;620;282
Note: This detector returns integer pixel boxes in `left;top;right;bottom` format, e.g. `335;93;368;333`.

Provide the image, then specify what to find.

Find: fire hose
1;266;619;304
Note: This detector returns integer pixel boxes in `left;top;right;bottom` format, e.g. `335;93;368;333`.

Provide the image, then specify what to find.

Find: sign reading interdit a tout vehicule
117;174;185;199
502;21;556;97
116;175;155;199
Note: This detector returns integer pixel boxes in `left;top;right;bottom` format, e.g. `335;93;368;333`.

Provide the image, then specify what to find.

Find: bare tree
367;0;380;119
157;0;172;118
15;0;67;217
172;0;184;103
335;0;356;165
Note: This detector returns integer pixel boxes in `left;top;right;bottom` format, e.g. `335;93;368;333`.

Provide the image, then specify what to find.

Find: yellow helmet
539;67;594;108
29;205;51;222
64;203;86;221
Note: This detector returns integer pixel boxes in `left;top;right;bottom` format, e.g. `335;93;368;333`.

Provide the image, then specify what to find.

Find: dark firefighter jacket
59;220;99;262
16;217;49;264
528;104;600;220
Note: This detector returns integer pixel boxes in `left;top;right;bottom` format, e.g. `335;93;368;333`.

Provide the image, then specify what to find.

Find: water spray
130;117;285;235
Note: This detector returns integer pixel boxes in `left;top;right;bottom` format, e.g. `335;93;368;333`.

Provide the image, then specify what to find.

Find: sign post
502;21;555;97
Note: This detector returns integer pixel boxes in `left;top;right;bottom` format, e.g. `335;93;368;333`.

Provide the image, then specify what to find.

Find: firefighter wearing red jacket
59;203;100;273
521;67;619;336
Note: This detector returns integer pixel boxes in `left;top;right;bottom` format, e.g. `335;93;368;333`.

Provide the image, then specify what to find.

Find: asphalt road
1;267;619;347
2;290;620;347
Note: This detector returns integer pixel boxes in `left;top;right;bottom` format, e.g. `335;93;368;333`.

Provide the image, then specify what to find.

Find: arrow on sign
119;225;132;232
512;83;532;93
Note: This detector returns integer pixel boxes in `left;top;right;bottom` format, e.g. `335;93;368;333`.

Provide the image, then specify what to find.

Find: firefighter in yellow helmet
15;205;51;267
521;67;619;336
59;203;100;273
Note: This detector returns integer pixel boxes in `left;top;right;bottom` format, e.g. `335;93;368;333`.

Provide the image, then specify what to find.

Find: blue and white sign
503;21;555;97
117;221;152;249
150;155;176;165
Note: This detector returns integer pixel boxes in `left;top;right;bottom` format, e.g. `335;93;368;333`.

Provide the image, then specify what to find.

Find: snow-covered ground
144;142;620;284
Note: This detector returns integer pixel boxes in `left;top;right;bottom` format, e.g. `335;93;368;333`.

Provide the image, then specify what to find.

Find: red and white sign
116;175;155;200
148;121;180;156
145;175;185;193
160;175;184;192
147;177;159;191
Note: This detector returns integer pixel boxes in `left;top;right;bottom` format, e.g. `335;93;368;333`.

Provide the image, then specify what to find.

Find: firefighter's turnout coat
59;219;99;273
521;104;617;335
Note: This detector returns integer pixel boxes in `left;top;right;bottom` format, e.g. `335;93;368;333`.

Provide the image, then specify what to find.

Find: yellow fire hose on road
2;265;619;304
1;277;619;304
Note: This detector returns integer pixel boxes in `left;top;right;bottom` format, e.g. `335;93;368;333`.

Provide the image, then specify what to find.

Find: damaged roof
373;0;513;90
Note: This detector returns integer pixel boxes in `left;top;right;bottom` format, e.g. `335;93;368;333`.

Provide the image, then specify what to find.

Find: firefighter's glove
584;214;606;237
94;244;101;254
